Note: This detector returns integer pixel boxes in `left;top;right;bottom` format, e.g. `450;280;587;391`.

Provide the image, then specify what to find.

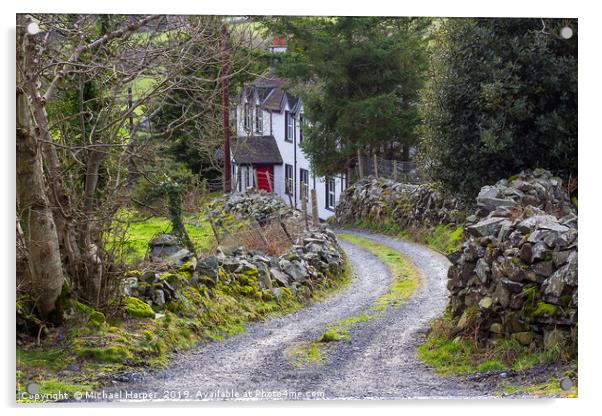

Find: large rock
149;234;182;258
466;217;509;238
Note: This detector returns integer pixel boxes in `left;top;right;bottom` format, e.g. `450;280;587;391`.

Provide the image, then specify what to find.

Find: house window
243;104;251;131
255;107;263;134
325;177;336;210
299;113;305;143
285;111;294;142
285;164;293;195
300;168;309;200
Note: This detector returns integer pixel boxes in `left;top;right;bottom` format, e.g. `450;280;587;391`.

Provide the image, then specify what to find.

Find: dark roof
231;135;283;165
239;73;298;113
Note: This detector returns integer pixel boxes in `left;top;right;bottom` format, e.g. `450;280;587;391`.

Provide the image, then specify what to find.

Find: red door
255;166;273;192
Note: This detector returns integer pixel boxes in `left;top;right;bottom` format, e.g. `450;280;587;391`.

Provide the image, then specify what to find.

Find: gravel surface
93;229;499;401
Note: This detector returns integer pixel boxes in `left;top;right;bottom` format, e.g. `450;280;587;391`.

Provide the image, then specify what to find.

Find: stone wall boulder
334;176;466;229
447;170;577;350
215;191;299;223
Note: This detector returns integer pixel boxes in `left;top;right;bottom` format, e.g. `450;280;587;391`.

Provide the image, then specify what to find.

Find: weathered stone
153;289;165;306
478;296;493;309
149;234;182;258
552;250;571;267
196;255;219;282
531;242;550;262
493;282;510;308
542;251;578;300
167;249;195;267
270;267;290;287
141;271;159;283
520;243;533;264
532;260;555;277
489;323;503;334
475;258;490;283
466;217;508;238
512;331;534;346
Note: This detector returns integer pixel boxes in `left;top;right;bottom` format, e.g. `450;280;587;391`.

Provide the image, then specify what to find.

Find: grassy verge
416;309;577;397
287;233;420;368
17;255;352;403
337;218;464;255
499;377;577;398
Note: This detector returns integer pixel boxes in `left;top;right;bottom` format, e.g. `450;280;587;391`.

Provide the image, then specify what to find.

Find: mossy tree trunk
16;15;64;317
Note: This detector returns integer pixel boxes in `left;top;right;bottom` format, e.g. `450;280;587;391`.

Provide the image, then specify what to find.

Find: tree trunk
16;15;64;316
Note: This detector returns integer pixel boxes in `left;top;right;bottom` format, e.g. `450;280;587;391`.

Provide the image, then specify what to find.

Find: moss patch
286;342;326;367
123;297;155;318
499;378;577;398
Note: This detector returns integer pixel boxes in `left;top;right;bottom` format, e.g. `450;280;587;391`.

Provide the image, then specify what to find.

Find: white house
230;72;346;220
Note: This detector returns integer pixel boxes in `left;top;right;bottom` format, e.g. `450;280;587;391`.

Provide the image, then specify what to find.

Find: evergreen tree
259;17;430;176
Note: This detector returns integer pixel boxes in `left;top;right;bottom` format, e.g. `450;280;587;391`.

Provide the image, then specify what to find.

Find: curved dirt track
96;229;496;401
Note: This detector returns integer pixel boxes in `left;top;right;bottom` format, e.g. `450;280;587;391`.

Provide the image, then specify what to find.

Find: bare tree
16;14;262;314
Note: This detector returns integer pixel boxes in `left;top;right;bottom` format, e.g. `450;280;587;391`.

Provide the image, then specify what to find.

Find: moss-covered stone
123;297;155;318
532;302;558;318
77;345;132;363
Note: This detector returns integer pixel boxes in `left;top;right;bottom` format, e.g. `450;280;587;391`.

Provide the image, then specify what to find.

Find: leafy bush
419;18;577;198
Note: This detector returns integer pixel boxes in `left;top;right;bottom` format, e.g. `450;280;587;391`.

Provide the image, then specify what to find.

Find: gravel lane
96;229;494;401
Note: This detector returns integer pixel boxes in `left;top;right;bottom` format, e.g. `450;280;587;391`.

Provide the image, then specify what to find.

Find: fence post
207;215;221;245
253;169;259;191
278;216;294;244
286;184;293;208
265;170;273;193
301;184;309;231
393;160;397;182
373;154;379;177
357;149;364;178
311;189;319;227
252;218;269;248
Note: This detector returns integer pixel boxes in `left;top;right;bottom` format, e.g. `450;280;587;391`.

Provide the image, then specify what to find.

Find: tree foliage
258;17;431;175
419;18;578;198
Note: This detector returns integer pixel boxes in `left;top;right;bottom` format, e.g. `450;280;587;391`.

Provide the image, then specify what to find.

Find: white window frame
326;177;336;210
285;164;293;195
285;111;294;142
255;106;263;134
243;103;251;131
299;113;305;143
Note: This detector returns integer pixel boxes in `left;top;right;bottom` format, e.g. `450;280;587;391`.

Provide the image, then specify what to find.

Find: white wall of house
234;91;345;221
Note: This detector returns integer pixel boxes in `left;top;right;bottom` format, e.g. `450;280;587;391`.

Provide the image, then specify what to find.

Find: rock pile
334;176;465;229
124;228;344;310
447;170;577;350
217;191;299;223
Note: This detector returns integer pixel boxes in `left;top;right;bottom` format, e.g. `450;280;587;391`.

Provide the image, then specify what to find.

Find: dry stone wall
448;169;577;350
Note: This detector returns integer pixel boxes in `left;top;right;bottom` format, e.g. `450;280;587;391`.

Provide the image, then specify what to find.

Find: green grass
417;336;477;375
416;309;578;396
499;378;577;398
286;342;326;367
425;225;464;254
